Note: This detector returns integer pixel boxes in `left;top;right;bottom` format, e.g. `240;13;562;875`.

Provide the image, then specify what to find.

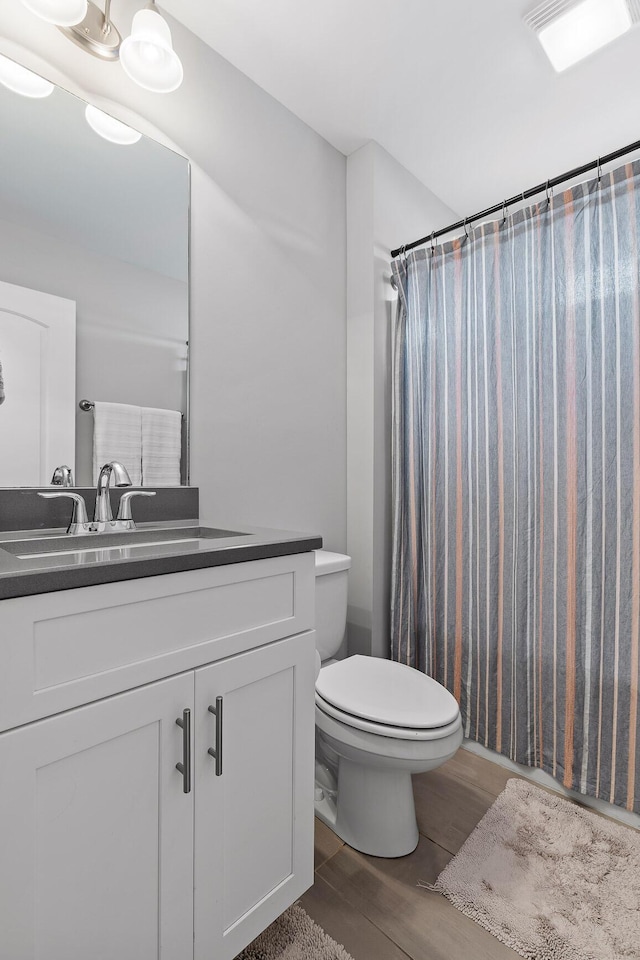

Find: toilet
314;550;463;858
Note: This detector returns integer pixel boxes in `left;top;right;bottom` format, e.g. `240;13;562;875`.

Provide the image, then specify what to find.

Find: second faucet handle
116;490;156;524
38;492;89;535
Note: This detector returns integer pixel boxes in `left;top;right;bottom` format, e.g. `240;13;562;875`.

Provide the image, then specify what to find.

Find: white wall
347;142;457;657
0;4;347;548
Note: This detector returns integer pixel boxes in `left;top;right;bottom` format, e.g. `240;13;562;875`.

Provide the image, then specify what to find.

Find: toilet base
315;756;419;858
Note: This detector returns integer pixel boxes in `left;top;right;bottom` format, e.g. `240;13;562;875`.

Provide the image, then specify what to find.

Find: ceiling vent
525;0;637;70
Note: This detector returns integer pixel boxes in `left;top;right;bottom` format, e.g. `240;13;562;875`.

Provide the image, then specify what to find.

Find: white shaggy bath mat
429;778;640;960
236;903;354;960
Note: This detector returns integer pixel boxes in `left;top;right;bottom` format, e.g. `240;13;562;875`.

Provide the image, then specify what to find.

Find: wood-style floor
299;749;533;960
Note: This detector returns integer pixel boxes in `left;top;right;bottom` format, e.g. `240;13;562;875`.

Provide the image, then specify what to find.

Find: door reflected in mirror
0;62;190;487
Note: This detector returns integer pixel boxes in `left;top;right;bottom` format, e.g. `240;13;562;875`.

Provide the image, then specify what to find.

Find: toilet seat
315;691;462;740
315;655;460;733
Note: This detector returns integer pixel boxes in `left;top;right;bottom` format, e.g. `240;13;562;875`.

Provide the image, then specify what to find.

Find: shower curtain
391;162;640;813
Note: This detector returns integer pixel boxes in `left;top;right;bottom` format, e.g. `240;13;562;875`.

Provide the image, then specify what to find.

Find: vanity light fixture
525;0;637;71
85;104;142;144
20;0;183;91
0;53;55;97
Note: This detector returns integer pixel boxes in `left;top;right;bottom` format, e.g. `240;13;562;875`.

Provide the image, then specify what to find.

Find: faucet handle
116;490;156;524
38;492;89;535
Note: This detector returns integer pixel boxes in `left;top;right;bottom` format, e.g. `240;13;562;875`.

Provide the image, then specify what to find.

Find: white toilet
314;550;463;858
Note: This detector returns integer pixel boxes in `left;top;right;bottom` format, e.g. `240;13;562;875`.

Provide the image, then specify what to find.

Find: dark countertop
0;523;323;600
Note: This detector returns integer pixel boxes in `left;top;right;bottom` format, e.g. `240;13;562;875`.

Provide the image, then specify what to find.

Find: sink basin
1;527;248;561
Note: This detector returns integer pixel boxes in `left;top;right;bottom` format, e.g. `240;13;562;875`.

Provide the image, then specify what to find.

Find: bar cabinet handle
175;708;191;793
207;697;223;776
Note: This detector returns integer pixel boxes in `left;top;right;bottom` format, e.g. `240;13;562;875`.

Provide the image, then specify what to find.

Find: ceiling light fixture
0;53;55;97
85;104;142;144
525;0;638;71
20;0;183;91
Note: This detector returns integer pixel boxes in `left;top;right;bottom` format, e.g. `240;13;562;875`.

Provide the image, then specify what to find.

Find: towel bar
79;399;184;418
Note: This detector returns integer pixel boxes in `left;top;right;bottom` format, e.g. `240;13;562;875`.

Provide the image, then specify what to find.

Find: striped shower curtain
391;162;640;813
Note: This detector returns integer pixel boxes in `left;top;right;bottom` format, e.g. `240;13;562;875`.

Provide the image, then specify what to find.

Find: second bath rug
428;778;640;960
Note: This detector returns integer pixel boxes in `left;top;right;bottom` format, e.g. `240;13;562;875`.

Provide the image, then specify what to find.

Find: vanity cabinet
0;553;316;960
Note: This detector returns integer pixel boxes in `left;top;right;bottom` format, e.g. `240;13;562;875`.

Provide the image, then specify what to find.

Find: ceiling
162;0;640;218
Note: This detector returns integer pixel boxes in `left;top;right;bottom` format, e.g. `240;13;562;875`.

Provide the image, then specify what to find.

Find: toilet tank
314;550;351;662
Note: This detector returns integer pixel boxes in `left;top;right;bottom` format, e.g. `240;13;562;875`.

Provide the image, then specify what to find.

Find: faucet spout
94;461;132;525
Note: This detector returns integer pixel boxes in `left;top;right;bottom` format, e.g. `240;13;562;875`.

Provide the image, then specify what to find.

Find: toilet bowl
313;551;462;858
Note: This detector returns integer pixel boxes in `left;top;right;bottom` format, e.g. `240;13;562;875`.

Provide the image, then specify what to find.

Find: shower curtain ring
502;200;508;223
545;180;552;203
463;217;469;239
597;158;602;183
430;231;436;254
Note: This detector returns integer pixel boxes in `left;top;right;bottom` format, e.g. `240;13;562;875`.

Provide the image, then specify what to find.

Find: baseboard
463;740;640;830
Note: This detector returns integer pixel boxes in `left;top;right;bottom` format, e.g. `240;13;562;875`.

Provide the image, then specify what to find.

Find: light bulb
21;0;88;27
85;104;142;145
0;54;54;98
138;41;163;64
120;7;183;93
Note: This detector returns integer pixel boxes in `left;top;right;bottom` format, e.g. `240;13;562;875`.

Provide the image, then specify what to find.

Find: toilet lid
315;656;460;729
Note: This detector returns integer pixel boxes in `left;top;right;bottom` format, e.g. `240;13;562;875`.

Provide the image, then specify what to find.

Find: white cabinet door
193;632;316;960
0;674;194;960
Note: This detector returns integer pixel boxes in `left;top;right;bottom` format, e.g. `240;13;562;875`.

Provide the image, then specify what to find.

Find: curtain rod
390;136;640;260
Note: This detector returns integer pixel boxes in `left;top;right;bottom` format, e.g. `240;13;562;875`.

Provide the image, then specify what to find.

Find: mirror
0;61;190;487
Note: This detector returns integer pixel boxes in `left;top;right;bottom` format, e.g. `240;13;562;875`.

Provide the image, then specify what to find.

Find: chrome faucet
38;461;156;535
50;465;74;487
93;461;132;528
92;462;156;532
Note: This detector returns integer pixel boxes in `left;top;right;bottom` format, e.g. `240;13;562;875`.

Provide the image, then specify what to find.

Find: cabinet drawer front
0;553;314;731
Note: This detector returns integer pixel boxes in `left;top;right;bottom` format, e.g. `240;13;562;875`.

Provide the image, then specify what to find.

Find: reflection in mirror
0;60;190;487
